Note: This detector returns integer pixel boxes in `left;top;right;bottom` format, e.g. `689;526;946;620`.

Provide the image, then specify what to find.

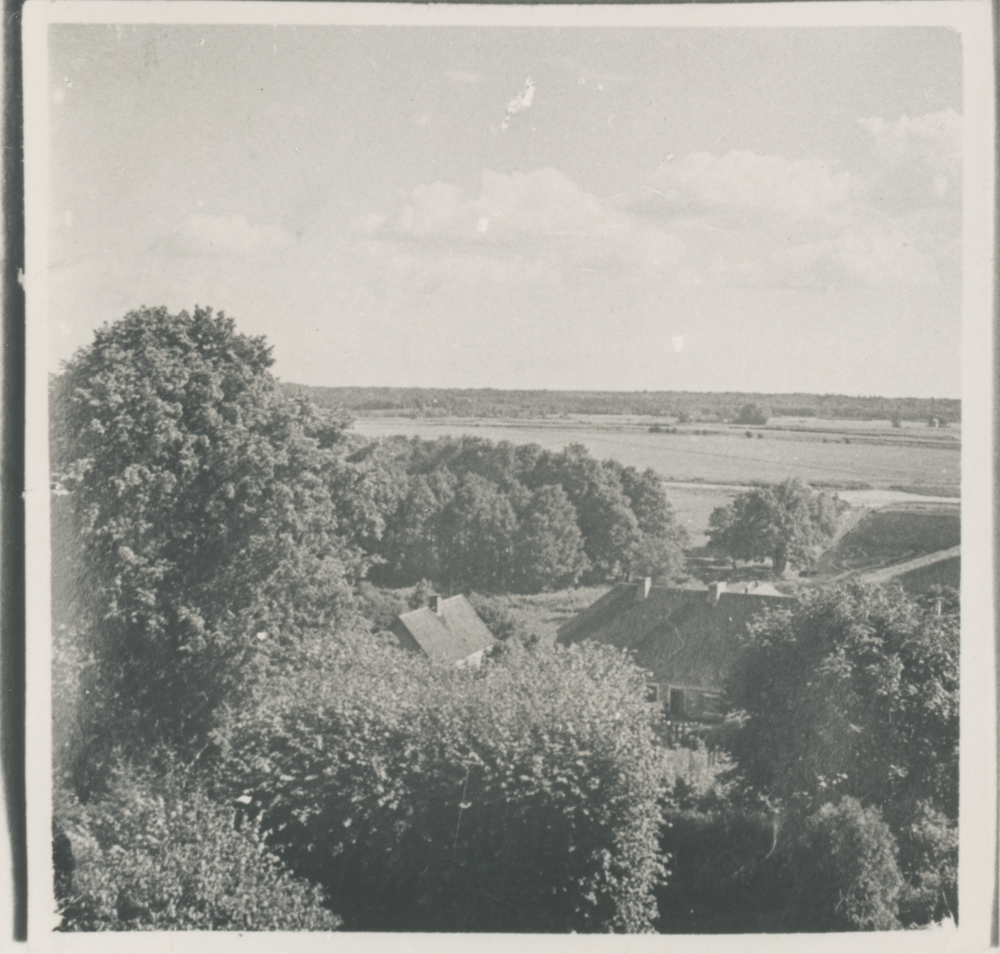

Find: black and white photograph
21;1;995;947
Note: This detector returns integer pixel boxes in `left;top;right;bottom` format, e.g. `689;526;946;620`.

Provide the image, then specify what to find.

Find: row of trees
286;383;961;424
360;437;688;592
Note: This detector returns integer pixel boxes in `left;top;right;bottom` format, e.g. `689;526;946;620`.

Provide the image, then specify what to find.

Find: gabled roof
393;595;497;666
557;582;794;691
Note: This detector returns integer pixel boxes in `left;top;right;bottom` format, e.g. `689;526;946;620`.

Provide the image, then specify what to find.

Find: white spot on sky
598;83;604;91
501;77;535;132
672;335;685;353
477;216;489;234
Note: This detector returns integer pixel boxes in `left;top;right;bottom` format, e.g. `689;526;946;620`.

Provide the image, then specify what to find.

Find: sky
46;18;965;397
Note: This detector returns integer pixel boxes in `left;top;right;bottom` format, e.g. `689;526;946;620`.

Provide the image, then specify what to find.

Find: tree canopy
366;437;687;592
734;402;770;426
213;634;669;932
722;583;959;925
50;306;367;786
707;477;843;573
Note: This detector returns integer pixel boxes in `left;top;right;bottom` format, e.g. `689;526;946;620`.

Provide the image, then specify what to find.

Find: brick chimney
707;581;726;604
636;577;652;601
429;595;442;615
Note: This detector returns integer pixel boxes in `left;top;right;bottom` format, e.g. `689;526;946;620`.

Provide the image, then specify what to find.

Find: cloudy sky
46;18;965;397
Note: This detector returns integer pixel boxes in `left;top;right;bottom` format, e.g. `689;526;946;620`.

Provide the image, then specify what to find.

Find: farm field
812;502;960;579
351;415;960;497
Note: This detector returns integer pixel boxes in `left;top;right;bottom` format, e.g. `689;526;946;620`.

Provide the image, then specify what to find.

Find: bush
54;759;341;931
735;403;769;426
784;798;903;931
213;634;669;932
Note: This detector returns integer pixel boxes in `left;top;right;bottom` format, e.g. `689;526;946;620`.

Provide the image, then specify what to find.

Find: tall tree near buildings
724;583;959;925
617;465;688;580
51;306;366;791
512;484;589;592
439;472;519;591
707;477;842;573
372;469;456;586
544;444;641;579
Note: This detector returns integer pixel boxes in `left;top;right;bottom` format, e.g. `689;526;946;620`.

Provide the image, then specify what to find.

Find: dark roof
557;583;794;691
394;595;497;666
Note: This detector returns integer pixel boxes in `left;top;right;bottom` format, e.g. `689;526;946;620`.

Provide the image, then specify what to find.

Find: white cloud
170;214;291;256
373;167;683;288
647;151;851;221
861;109;961;178
860;109;962;210
766;226;939;289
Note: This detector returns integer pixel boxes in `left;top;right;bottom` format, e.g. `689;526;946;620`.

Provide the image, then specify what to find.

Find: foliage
735;402;770;426
50;306;368;791
212;633;669;933
54;759;341;931
285;383;960;425
723;583;959;925
466;591;537;644
784;797;903;931
707;477;843;573
659;792;905;933
367;437;686;592
511;484;590;592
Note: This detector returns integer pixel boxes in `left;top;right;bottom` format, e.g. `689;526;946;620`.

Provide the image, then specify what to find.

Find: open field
352;415;960;495
813;503;960;576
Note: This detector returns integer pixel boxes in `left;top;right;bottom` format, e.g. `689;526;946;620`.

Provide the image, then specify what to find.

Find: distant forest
281;385;961;424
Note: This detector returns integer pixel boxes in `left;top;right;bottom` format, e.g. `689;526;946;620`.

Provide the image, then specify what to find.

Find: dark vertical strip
2;0;27;941
992;0;1000;945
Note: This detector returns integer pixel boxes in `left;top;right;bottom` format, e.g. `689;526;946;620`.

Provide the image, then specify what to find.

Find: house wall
649;683;723;723
457;649;485;670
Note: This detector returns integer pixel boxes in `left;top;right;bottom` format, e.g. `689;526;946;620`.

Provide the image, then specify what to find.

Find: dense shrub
723;584;959;926
212;633;669;932
784;798;903;931
659;796;905;933
54;760;341;931
735;403;770;426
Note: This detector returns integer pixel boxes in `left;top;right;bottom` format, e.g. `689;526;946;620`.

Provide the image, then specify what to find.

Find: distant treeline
281;385;961;424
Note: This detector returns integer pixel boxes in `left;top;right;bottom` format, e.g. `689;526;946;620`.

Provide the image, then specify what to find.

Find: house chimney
429;595;442;615
636;577;652;601
708;581;726;604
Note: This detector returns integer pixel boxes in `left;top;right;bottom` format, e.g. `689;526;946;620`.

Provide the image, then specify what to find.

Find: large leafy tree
51;306;366;783
439;472;519;591
539;444;641;579
616;465;688;580
213;634;669;933
723;583;959;925
707;477;843;573
512;484;589;592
